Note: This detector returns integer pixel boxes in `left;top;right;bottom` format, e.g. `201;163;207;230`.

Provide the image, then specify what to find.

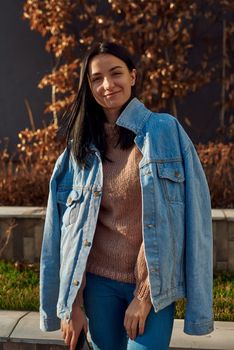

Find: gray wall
0;0;50;150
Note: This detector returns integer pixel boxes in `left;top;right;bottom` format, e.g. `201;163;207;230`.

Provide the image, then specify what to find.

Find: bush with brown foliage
196;142;234;208
0;130;233;208
22;0;234;133
0;125;64;206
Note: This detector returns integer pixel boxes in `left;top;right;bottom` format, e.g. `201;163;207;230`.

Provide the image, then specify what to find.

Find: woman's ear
131;69;137;86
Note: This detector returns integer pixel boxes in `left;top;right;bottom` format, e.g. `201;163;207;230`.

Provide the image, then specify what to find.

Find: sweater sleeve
134;242;151;301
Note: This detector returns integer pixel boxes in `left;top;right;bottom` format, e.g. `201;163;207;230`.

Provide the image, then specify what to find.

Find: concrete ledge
211;209;234;222
0;311;234;349
170;319;234;349
0;311;28;341
10;312;64;345
0;311;67;350
0;207;46;219
0;207;232;220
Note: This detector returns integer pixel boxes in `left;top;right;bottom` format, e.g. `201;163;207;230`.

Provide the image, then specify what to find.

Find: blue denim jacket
40;97;214;335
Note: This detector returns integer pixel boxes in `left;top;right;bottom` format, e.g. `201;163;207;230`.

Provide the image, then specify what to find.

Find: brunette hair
61;41;137;166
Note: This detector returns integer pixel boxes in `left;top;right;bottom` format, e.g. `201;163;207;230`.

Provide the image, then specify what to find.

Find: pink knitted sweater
86;123;150;300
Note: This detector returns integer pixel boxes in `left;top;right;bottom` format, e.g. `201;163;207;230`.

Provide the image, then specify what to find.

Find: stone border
0;311;63;345
0;207;46;219
0;311;234;349
0;208;234;271
0;207;233;220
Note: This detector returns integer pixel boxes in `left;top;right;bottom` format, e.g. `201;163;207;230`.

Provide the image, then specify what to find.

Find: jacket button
67;197;72;205
150;268;158;273
175;171;180;177
73;279;79;286
146;224;154;228
84;239;91;247
93;191;101;197
155;303;160;312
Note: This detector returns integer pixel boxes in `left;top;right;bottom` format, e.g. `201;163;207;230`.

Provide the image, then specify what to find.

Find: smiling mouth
104;91;121;97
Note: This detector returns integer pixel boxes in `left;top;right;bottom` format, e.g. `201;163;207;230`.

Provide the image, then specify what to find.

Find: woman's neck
103;107;120;124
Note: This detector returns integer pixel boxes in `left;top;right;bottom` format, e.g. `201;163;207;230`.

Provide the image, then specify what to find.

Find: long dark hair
60;41;137;166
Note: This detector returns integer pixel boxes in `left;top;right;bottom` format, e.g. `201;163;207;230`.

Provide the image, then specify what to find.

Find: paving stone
36;345;68;350
228;241;234;271
10;312;64;345
3;343;36;350
228;222;234;241
213;245;217;270
23;236;35;262
1;207;234;271
34;223;44;260
17;343;36;350
216;261;228;271
0;311;28;341
0;219;15;260
2;312;233;350
215;221;228;261
170;319;234;349
212;221;216;241
3;343;21;350
12;222;24;261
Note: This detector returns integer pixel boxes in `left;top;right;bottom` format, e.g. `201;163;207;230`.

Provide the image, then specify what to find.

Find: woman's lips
104;91;121;97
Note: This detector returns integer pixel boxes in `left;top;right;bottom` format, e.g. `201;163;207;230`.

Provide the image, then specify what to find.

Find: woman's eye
91;77;102;83
113;72;122;76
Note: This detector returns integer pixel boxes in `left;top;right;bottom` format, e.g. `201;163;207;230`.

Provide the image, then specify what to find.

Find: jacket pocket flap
157;162;185;183
57;189;82;206
65;189;82;206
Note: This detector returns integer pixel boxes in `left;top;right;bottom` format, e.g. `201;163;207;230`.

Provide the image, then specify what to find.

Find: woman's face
88;53;136;119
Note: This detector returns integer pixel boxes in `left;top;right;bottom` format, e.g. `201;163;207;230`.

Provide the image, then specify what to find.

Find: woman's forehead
88;54;126;75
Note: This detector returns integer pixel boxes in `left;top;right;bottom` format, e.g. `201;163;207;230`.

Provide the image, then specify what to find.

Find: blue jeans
83;272;175;350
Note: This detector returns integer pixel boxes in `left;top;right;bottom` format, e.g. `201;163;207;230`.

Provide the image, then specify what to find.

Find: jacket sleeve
183;141;214;335
39;157;62;332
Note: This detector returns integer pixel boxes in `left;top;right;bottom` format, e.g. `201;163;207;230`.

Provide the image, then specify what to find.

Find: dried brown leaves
22;0;234;119
197;142;234;208
0;125;64;206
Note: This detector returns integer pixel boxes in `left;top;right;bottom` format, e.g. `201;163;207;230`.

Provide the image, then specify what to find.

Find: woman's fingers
124;315;138;340
124;316;131;338
124;296;152;339
130;318;139;340
70;331;79;350
60;306;89;348
138;317;146;335
64;329;72;346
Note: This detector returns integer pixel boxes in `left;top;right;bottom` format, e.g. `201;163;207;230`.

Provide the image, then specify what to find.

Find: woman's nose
103;77;114;90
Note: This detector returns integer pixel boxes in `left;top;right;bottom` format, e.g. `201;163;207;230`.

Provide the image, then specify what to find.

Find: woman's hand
124;296;152;340
61;302;88;350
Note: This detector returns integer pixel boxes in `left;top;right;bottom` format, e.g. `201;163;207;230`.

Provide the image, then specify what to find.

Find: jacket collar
116;97;152;134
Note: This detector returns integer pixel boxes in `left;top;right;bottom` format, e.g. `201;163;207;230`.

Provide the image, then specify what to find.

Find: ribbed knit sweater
86;123;150;301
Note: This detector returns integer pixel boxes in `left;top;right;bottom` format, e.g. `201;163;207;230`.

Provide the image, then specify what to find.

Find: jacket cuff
184;319;214;335
40;316;61;332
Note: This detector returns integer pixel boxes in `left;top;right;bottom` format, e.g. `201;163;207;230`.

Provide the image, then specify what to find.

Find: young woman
40;42;214;350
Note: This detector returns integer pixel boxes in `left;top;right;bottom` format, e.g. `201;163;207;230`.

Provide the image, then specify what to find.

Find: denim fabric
40;97;214;335
84;272;175;350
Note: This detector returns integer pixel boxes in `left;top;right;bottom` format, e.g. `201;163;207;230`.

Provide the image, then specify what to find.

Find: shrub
197;142;234;208
0;124;64;206
0;133;233;208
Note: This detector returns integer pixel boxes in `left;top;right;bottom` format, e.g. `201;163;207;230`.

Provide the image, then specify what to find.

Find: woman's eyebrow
90;65;124;77
109;65;124;72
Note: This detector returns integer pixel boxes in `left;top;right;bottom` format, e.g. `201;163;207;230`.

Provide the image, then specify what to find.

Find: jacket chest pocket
156;161;185;204
57;189;83;227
